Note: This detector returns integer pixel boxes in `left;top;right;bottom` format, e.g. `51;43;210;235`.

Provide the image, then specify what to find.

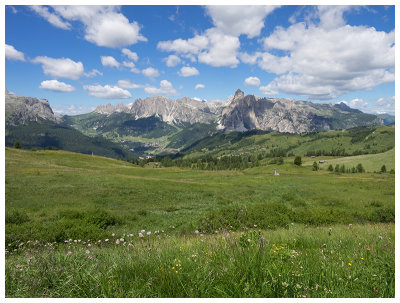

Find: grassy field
5;148;395;298
308;148;395;172
180;126;394;159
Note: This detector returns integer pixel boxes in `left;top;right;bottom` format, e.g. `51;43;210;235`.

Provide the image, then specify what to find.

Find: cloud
205;5;279;38
32;56;84;80
144;80;178;96
195;84;205;90
39;80;75;92
101;56;120;68
121;48;139;62
197;28;240;67
317;6;353;30
33;6;147;48
158;28;239;68
53;104;94;115
244;77;260;87
117;79;143;89
122;61;140;73
158;34;208;54
348;98;369;110
5;44;26;61
84;69;103;77
373;96;395;115
30;5;71;30
164;54;181;67
256;8;394;99
341;96;395;115
142;67;160;79
84;84;132;99
178;66;199;77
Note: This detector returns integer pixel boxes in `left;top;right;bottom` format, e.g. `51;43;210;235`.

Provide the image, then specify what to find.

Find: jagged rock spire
234;89;244;99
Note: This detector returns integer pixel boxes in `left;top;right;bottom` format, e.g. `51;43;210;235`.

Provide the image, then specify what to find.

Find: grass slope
180;126;394;159
304;148;395;172
5;121;133;159
5;148;394;297
6;147;394;242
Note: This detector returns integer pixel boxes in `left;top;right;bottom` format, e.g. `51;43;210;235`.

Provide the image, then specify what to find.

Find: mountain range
5;88;392;157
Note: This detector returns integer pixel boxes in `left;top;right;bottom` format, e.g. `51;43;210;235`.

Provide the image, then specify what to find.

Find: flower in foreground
85;250;90;254
67;251;72;256
139;233;144;238
348;262;352;266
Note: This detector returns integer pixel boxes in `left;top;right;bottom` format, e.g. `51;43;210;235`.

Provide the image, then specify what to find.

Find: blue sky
5;5;395;115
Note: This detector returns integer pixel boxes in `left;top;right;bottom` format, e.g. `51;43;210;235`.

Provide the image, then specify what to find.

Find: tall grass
6;224;394;298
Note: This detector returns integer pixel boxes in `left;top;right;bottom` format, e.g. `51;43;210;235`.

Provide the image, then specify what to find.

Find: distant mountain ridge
5;88;389;157
219;89;383;133
94;95;222;124
91;89;384;133
5;88;61;125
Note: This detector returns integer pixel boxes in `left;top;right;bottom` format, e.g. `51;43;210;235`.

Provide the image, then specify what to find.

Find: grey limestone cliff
5;89;60;125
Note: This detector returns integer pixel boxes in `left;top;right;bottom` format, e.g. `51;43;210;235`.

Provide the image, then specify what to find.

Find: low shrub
199;202;291;232
86;211;119;229
369;207;395;223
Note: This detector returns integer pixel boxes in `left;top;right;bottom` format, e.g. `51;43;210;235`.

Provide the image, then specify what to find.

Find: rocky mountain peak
220;90;383;133
233;89;245;100
5;89;59;125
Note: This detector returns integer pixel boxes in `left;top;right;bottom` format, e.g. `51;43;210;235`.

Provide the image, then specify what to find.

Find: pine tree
294;156;302;166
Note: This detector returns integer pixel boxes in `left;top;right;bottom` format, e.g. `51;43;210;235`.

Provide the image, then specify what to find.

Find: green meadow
5;148;395;298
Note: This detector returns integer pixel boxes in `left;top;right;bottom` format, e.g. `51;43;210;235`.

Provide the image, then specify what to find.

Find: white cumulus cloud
5;44;26;61
195;84;205;90
348;98;369;110
142;67;160;79
39;80;75;92
32;56;84;80
53;104;94;115
85;69;103;77
164;54;181;67
117;79;143;89
84;84;131;99
256;7;394;99
122;61;140;73
373;96;395;115
178;66;199;77
158;28;239;68
30;5;71;30
244;77;260;87
101;56;120;68
121;48;139;62
33;6;147;48
205;5;279;38
144;80;178;96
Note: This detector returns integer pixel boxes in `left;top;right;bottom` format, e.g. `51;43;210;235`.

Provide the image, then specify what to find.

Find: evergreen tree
380;164;387;173
312;161;319;171
328;164;334;172
14;141;21;149
356;163;365;173
294;156;302;166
